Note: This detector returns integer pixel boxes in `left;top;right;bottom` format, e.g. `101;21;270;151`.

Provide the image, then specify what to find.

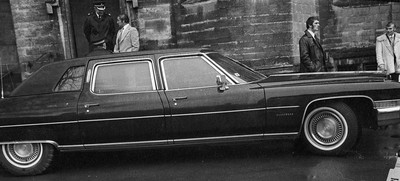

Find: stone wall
138;0;173;49
137;0;400;73
0;0;18;67
4;0;399;87
138;0;302;74
180;0;294;74
319;0;400;71
291;0;318;71
0;0;19;95
9;0;64;66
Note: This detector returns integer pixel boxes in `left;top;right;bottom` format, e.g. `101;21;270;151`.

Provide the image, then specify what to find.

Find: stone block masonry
177;0;298;74
138;0;308;74
9;0;64;64
0;0;19;95
319;0;400;71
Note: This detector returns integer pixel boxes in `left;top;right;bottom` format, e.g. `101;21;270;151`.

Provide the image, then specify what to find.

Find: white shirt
121;24;129;35
307;29;316;40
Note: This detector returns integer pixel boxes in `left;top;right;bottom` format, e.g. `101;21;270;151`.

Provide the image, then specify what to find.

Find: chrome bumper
377;106;400;126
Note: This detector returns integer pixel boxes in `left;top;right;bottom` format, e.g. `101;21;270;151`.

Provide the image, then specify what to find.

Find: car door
159;54;266;143
77;56;167;148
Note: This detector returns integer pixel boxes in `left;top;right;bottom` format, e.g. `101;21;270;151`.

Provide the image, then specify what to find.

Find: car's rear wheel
0;143;54;176
303;102;359;155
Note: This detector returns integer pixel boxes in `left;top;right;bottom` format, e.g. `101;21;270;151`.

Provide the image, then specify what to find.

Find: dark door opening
69;0;120;57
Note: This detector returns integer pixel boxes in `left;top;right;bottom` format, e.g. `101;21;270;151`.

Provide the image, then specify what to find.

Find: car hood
255;71;387;88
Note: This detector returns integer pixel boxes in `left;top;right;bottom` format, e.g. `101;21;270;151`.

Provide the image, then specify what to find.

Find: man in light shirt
376;22;400;81
299;16;327;72
114;14;140;53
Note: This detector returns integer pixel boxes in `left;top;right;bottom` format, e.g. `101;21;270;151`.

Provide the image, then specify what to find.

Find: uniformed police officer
83;0;115;52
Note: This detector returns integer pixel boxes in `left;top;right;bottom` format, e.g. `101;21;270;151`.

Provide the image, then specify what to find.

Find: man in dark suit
299;16;327;72
83;0;115;52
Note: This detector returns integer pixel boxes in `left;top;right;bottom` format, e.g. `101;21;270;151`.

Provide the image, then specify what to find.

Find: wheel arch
298;95;376;135
0;141;60;151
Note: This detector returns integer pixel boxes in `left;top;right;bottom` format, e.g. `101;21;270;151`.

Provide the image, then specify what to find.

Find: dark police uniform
83;12;115;51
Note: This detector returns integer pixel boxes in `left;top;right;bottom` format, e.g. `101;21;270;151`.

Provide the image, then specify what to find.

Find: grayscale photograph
0;0;400;180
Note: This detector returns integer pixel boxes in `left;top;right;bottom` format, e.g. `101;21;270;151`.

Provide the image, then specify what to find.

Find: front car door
77;56;167;149
159;53;266;144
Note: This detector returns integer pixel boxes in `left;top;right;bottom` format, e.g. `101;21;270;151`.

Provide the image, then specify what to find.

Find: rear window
54;66;85;92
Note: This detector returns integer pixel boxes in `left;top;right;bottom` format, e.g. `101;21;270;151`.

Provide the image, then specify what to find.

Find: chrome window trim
88;90;160;96
0;120;78;128
202;53;241;84
90;59;157;95
267;105;300;110
159;54;234;90
86;68;92;83
170;107;266;117
163;83;241;92
157;52;213;90
203;53;266;84
299;95;374;133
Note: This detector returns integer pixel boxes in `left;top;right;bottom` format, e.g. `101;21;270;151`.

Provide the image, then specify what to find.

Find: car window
92;61;155;94
54;66;85;92
206;53;266;83
161;56;223;90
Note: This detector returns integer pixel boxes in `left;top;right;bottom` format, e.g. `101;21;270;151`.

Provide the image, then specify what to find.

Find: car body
0;48;400;175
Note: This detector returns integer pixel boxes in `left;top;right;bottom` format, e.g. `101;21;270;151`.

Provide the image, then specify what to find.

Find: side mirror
216;75;229;92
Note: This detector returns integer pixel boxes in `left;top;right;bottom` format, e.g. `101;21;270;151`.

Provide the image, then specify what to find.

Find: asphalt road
0;125;399;181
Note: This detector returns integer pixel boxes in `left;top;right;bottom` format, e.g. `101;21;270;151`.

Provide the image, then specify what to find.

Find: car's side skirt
57;132;298;152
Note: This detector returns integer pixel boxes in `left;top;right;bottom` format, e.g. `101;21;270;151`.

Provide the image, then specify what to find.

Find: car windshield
206;53;266;83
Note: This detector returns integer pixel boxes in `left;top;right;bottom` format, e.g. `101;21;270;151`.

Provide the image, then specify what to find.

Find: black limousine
0;48;399;175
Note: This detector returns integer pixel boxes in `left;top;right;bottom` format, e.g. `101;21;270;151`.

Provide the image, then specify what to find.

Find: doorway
69;0;120;57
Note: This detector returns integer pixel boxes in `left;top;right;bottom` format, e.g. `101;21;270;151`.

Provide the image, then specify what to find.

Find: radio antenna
0;58;4;99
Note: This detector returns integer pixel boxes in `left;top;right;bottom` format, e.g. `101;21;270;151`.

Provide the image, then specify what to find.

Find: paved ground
0;125;399;181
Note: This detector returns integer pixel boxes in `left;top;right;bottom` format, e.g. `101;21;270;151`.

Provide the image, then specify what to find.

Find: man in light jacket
376;22;400;81
114;14;139;53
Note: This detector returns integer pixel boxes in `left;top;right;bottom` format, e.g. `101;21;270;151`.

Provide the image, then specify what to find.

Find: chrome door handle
84;103;100;108
172;96;188;102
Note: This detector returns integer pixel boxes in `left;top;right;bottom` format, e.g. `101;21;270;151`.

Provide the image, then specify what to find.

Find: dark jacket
84;12;116;51
299;30;327;72
85;46;112;57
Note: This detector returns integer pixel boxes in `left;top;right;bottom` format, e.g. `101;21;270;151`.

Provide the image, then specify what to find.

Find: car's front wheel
0;143;54;176
303;102;359;155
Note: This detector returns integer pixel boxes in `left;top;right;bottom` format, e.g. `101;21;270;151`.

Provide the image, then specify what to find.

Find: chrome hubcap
310;111;344;146
2;143;43;168
304;107;349;151
316;117;337;139
14;144;34;158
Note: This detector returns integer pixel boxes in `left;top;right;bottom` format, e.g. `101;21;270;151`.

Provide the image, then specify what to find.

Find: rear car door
77;56;167;148
160;54;266;143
